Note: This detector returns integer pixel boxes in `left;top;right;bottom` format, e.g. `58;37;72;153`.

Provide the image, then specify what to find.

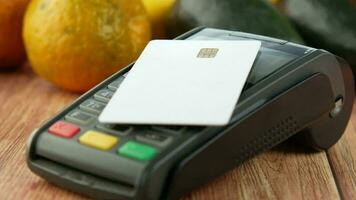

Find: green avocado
167;0;303;43
283;0;356;69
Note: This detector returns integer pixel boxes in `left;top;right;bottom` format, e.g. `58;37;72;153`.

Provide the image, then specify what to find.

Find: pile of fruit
1;0;355;92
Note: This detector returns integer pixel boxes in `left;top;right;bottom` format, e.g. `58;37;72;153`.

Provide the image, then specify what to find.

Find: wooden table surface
0;64;355;200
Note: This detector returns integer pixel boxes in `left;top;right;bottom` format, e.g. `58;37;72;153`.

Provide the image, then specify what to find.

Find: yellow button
79;130;118;150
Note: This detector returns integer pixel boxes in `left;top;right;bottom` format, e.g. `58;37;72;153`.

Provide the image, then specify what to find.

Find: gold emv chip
197;48;219;58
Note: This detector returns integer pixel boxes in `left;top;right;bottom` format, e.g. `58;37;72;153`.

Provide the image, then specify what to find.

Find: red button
48;121;80;138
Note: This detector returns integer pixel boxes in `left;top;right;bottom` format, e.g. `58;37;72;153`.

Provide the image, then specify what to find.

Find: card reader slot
35;133;145;186
29;157;135;199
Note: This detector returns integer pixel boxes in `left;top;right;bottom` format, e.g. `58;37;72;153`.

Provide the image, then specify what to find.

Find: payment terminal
27;28;354;200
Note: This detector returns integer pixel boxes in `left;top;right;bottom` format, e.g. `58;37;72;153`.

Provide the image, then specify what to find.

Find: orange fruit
23;0;151;92
0;0;30;68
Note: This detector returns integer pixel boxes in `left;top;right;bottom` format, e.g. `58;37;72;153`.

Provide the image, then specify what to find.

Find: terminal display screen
188;30;302;89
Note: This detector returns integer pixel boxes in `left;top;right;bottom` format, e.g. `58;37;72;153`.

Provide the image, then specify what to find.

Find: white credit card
99;40;261;126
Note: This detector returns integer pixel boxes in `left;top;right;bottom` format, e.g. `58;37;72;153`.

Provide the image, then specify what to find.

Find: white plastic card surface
99;40;261;126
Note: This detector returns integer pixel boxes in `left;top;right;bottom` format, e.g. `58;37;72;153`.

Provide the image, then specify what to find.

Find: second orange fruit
0;0;30;68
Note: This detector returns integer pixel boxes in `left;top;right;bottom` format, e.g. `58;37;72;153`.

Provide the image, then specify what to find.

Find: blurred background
1;0;355;92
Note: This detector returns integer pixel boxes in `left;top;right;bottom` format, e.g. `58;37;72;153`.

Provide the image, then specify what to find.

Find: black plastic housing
27;28;354;200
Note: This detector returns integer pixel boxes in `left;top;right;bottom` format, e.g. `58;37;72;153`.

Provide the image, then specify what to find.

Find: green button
118;141;157;161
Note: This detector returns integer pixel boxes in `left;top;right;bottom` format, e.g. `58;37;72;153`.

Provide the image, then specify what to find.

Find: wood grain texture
182;141;339;200
325;102;356;200
0;64;355;200
0;64;84;200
